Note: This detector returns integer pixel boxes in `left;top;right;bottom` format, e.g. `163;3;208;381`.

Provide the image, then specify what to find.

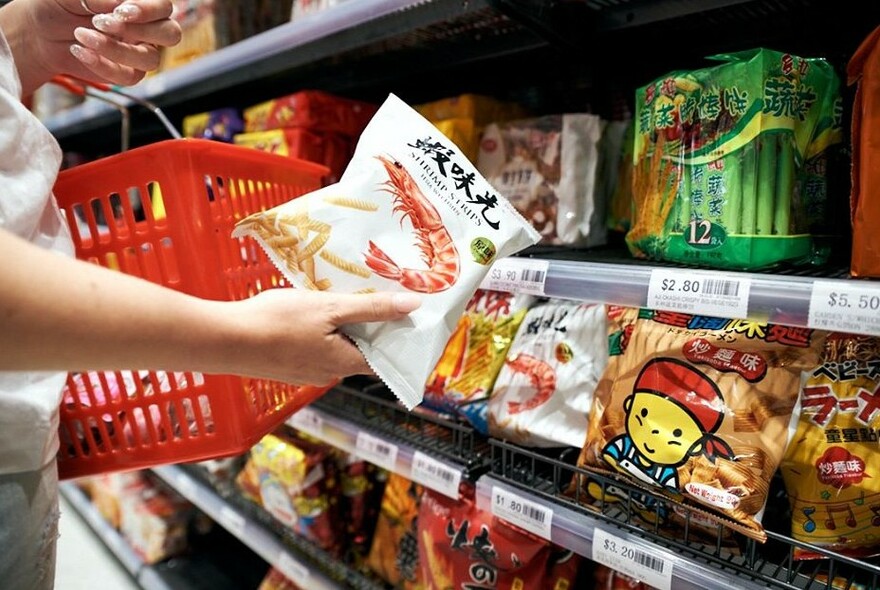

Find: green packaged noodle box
626;49;843;270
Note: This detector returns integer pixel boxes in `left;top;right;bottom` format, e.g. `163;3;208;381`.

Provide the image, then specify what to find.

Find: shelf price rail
477;439;880;590
289;382;490;500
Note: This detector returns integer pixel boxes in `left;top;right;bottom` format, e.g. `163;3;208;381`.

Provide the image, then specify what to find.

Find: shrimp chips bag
488;300;608;448
233;94;541;409
577;309;823;541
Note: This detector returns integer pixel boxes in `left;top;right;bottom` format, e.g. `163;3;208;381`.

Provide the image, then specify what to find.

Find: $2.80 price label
592;528;673;590
647;269;751;320
809;281;880;336
490;486;552;540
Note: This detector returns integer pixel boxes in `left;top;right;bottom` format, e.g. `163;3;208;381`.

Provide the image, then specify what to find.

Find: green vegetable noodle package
627;49;843;270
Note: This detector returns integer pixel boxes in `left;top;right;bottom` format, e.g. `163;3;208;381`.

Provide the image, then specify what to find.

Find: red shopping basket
53;138;331;479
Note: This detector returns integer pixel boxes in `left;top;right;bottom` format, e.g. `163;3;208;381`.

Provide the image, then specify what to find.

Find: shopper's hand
218;290;422;387
0;0;181;94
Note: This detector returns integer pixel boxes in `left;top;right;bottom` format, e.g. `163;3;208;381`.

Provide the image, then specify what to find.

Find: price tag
808;281;880;336
593;528;673;590
490;486;552;540
288;408;324;438
480;258;548;296
410;451;462;499
647;269;751;319
355;431;398;471
172;471;198;500
277;551;310;584
218;506;247;538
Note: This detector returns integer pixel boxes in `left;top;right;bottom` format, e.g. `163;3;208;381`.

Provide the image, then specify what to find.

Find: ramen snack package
781;334;880;559
488;300;608;448
594;564;650;590
423;289;534;434
234;94;541;409
627;48;842;270
366;473;424;589
243;90;377;138
418;488;582;589
478;114;606;246
337;453;386;569
578;309;823;540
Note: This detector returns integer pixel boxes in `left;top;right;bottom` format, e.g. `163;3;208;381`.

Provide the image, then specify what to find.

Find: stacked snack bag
367;473;424;589
182;108;244;142
781;334;880;559
626;48;843;270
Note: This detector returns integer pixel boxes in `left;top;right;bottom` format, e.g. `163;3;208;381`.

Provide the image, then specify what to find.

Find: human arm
0;228;420;386
0;0;181;96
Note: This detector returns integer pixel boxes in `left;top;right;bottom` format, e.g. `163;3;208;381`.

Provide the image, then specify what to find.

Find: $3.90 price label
490;486;552;540
355;431;399;471
480;258;548;296
592;528;673;590
647;269;751;320
809;281;880;336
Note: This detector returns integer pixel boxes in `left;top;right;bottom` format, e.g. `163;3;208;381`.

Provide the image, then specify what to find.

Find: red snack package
243;90;378;137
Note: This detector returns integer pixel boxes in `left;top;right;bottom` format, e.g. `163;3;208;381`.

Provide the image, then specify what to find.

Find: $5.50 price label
592;528;673;590
647;269;751;319
480;258;548;296
490;486;552;540
809;281;880;337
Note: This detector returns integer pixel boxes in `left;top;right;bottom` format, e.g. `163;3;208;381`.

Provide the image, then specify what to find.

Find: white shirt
0;30;74;474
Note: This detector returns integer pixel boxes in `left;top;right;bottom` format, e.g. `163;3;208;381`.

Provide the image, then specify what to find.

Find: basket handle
51;74;132;151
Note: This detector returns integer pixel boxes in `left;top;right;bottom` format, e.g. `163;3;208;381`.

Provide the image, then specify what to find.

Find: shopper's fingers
72;0;123;17
68;45;147;86
73;27;161;72
329;334;374;376
112;0;175;22
92;13;182;47
325;292;422;325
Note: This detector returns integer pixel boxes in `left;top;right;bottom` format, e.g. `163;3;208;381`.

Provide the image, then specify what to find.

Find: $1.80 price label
647;269;751;319
490;486;552;540
809;281;880;336
592;528;672;590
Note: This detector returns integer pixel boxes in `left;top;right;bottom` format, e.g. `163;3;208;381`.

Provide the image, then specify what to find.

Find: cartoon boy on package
602;358;734;492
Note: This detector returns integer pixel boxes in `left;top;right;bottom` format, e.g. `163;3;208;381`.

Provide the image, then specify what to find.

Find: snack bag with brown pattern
578;308;824;541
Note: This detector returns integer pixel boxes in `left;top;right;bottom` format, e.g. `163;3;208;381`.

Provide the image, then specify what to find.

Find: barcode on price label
480;258;548;296
277;551;310;584
355;431;398;471
808;281;880;337
490;486;552;540
647;269;751;319
218;506;247;537
288;408;324;438
592;528;672;590
411;451;462;499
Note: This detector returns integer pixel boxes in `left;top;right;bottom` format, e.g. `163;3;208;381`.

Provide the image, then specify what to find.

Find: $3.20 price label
647;269;751;320
809;281;880;337
480;258;548;296
355;431;399;471
490;486;552;540
592;528;673;590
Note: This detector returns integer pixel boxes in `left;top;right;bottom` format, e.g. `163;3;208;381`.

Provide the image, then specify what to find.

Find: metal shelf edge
151;464;340;590
287;405;465;500
59;482;171;590
475;475;764;590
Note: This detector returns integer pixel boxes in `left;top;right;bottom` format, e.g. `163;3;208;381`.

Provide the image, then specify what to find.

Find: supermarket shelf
151;464;341;590
59;482;172;590
480;439;880;590
288;387;479;500
482;253;880;337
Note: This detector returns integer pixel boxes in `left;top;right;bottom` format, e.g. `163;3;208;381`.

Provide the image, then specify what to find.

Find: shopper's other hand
221;290;422;387
19;0;181;89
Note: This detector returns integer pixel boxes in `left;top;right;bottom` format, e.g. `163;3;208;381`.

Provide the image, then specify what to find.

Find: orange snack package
781;334;880;559
577;308;824;541
847;25;880;277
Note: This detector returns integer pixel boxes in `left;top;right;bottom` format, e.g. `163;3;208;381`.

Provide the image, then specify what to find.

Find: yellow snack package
781;334;880;559
577;308;824;541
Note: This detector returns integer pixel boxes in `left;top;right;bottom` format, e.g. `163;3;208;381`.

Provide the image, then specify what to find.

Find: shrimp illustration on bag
233;94;541;409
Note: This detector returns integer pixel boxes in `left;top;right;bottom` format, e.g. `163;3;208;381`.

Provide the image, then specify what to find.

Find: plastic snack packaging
478;114;606;246
423;289;534;434
781;333;880;559
488;300;608;448
233;94;541;409
626;48;842;270
366;473;424;589
182;108;244;142
848;25;880;278
577;308;824;541
257;567;304;590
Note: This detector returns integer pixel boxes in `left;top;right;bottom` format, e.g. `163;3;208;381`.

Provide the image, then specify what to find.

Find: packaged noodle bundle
233;94;540;409
577;308;823;541
488;300;608;448
781;334;880;559
366;473;424;589
627;49;842;270
477;114;606;246
423;289;534;434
